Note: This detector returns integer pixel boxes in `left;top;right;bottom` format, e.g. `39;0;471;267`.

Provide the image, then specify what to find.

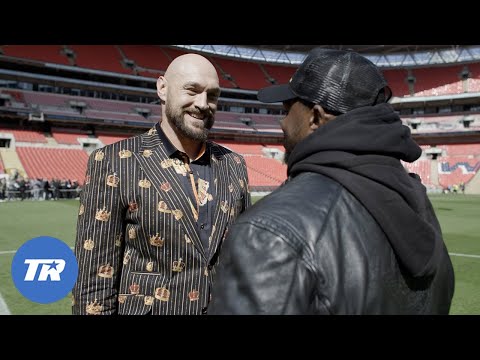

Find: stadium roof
246;45;458;54
174;45;480;68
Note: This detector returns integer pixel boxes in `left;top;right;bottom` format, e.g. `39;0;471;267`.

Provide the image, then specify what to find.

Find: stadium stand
0;45;479;193
51;129;88;145
16;148;89;185
119;45;171;73
0;128;47;143
413;66;464;97
2;45;70;65
69;45;133;75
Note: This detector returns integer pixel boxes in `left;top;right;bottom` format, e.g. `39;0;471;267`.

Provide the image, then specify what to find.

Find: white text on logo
24;259;66;281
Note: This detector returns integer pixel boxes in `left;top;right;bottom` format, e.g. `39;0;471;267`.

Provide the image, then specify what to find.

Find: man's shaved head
164;53;218;83
157;53;220;143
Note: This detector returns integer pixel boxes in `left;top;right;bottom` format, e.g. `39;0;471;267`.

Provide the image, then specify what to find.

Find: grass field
0;195;479;315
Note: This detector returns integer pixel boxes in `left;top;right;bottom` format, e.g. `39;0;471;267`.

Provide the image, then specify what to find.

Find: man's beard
166;103;214;142
282;137;295;164
283;149;291;164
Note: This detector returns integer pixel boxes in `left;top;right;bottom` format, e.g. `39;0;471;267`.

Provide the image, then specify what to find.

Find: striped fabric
72;126;251;315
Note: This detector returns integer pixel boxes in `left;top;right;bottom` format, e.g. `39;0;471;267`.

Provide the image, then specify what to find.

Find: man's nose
195;92;209;110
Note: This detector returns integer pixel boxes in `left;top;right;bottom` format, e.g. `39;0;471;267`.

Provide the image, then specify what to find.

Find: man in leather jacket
208;48;455;315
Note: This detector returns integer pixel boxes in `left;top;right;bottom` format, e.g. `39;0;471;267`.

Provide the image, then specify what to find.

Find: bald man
73;54;251;315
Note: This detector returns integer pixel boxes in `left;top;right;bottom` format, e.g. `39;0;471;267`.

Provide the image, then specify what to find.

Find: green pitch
0;195;478;314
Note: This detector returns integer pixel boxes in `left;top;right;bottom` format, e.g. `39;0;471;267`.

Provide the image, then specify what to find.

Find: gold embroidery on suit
172;258;185;272
86;299;103;315
155;287;170;302
115;233;122;247
95;207;110;221
144;296;154;306
149;233;164;247
172;158;187;176
189;290;199;301
158;201;171;213
129;283;140;295
83;238;94;251
128;227;136;240
94;151;104;161
119;149;132;159
106;173;119;187
139;179;151;189
128;201;138;212
172;209;183;221
146;262;154;272
160;181;172;192
142;149;153;157
97;263;113;278
160;158;173;169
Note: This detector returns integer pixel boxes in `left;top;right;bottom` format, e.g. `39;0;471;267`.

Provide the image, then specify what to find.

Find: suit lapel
132;128;206;260
208;143;233;261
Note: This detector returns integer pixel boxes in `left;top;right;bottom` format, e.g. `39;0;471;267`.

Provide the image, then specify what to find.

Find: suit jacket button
202;307;208;315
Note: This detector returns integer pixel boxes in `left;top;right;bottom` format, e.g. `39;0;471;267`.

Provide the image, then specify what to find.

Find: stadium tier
0;45;479;193
2;45;480;94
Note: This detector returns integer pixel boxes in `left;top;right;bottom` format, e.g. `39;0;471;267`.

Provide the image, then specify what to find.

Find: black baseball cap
257;48;392;114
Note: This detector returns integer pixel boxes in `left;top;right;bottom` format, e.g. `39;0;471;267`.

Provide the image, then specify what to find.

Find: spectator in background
42;178;50;200
31;178;41;200
17;176;26;201
209;48;455;315
0;178;6;200
72;53;251;315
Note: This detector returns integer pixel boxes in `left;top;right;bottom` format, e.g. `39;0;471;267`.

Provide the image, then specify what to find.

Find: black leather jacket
209;172;455;315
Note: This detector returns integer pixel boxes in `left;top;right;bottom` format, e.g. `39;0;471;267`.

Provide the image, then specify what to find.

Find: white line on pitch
0;292;11;315
449;252;480;259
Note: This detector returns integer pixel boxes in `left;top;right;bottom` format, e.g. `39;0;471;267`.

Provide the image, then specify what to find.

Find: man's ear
157;76;167;102
312;104;335;128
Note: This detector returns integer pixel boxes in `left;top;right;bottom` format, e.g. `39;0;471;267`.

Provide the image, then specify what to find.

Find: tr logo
24;259;66;281
11;236;78;304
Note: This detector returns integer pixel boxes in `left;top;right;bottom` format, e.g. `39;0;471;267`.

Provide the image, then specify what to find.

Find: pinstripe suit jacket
72;126;251;315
